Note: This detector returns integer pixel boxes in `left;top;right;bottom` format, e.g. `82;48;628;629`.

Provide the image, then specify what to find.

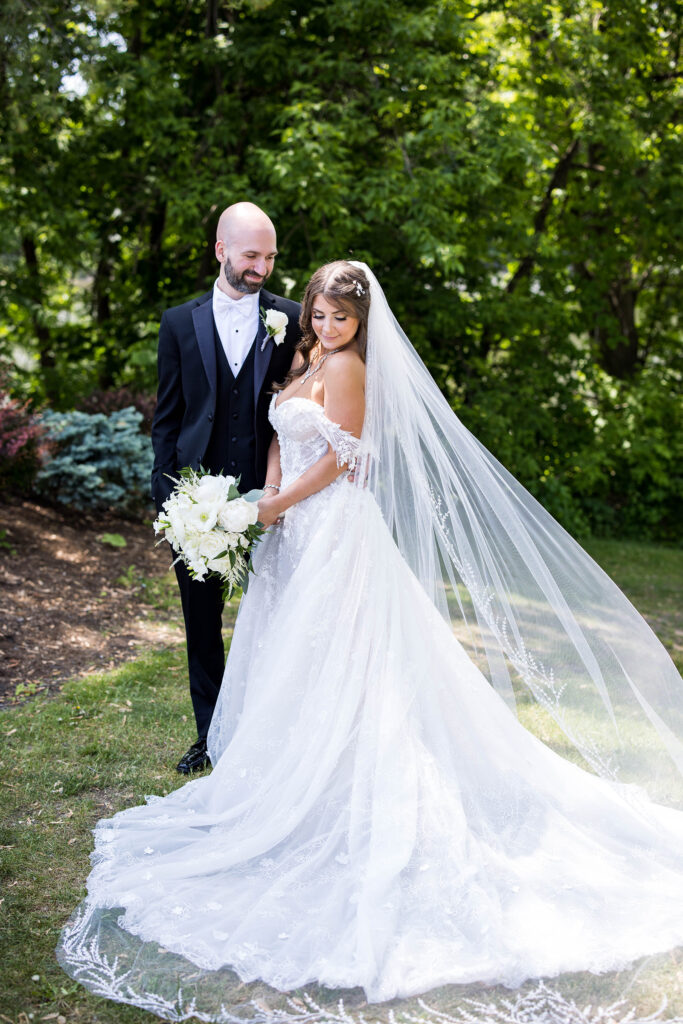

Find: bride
58;261;683;1021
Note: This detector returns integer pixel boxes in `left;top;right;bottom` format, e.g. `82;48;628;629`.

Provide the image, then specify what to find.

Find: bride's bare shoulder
324;348;365;392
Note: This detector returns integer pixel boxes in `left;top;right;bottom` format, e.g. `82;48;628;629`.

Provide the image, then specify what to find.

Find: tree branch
506;137;580;294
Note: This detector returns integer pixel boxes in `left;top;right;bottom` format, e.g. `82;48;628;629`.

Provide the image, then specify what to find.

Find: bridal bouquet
153;469;264;598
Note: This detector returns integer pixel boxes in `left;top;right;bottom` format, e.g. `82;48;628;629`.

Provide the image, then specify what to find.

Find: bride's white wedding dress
58;392;683;1018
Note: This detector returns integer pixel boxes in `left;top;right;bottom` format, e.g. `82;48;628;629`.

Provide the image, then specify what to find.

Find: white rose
181;529;202;563
264;308;288;345
218;497;258;534
207;557;228;574
196;530;226;558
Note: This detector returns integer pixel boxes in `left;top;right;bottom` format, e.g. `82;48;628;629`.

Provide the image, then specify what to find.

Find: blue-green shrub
36;407;153;515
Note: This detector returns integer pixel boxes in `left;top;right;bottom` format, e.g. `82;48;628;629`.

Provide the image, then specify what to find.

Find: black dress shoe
176;738;211;775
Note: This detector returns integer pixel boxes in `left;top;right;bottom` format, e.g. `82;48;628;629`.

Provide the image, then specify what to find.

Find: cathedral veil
56;260;683;1024
350;261;683;806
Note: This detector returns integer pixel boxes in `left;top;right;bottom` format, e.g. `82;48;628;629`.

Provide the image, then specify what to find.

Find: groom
151;202;301;773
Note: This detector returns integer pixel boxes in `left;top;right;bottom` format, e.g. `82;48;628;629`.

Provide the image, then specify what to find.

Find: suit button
230;460;236;467
231;436;237;442
232;387;239;395
208;413;214;422
232;413;238;420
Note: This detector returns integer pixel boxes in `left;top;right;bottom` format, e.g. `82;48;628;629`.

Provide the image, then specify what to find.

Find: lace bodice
269;394;362;487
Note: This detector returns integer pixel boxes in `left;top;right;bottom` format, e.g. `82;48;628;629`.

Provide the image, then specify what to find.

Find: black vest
202;323;258;492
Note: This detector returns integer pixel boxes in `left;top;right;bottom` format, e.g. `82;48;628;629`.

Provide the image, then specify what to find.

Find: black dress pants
174;559;225;740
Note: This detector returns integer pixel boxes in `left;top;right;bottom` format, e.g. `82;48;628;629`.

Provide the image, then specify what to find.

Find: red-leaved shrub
78;388;156;434
0;391;49;494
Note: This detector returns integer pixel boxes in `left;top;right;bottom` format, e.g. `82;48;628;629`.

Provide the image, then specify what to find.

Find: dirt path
0;498;184;706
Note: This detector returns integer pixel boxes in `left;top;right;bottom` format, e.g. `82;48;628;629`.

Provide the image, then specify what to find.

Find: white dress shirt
212;281;260;376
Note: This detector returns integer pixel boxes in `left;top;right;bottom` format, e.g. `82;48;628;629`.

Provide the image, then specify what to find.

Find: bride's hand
257;495;283;528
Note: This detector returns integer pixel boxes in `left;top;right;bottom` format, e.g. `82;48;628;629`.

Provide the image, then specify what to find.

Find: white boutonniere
260;308;288;351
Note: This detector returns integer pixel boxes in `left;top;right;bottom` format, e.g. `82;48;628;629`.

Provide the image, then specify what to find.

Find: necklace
276;346;346;409
295;348;341;391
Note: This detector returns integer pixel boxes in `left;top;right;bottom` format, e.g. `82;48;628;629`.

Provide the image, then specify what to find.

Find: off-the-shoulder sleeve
316;415;363;470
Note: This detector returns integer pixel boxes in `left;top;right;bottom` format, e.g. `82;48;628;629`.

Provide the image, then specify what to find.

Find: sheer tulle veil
350;260;683;805
55;260;683;1022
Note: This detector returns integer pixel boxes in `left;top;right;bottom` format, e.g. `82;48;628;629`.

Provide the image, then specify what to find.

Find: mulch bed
0;497;183;706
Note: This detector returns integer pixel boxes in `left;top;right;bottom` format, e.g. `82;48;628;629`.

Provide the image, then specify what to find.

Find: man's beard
223;257;269;294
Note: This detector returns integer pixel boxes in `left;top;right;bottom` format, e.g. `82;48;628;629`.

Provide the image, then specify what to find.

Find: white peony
195;474;234;503
183;501;219;533
264;308;288;345
218;497;259;533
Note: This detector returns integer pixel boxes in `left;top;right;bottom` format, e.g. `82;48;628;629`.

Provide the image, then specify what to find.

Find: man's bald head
215;202;278;298
217;202;276;247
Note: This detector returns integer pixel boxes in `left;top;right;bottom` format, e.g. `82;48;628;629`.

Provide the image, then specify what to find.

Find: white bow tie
214;289;256;320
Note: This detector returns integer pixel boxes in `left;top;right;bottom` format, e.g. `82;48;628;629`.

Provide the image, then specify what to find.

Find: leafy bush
35;407;153;515
0;390;47;493
568;369;683;542
77;387;156;434
454;357;682;543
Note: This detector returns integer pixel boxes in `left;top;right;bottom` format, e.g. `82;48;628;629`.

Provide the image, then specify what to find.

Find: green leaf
98;533;127;548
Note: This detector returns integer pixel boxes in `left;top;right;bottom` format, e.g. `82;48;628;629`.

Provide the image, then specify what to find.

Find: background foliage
35;407;153;514
0;0;681;537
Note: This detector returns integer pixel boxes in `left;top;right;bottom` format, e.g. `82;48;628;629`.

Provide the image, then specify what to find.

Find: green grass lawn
1;540;682;1023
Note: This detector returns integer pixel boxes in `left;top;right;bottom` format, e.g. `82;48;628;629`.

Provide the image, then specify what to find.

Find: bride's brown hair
273;261;370;392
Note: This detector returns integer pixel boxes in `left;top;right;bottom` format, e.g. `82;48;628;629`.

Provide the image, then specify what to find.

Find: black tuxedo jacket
151;287;302;511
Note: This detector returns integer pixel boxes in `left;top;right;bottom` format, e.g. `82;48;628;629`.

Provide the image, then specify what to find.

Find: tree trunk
479;138;580;360
145;198;167;302
93;244;115;390
94;254;112;326
506;137;581;295
206;0;218;36
21;235;53;373
598;280;641;379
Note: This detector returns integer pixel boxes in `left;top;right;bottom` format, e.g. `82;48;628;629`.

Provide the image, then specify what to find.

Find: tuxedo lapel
253;291;275;402
192;294;217;394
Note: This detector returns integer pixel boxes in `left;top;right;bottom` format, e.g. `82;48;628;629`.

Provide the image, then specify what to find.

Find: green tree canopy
1;0;681;538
